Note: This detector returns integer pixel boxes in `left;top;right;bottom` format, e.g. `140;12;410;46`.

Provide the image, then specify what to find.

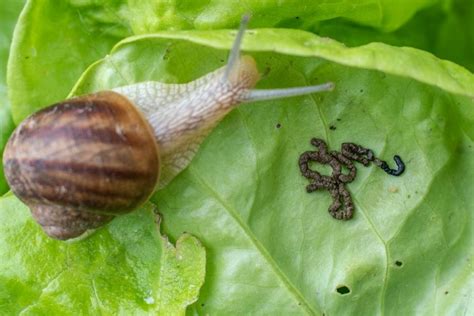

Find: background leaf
7;0;131;123
127;0;440;33
69;30;473;314
316;0;474;72
0;0;24;195
0;195;206;314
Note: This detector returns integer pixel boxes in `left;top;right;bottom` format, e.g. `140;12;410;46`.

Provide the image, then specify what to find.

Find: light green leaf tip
0;195;206;315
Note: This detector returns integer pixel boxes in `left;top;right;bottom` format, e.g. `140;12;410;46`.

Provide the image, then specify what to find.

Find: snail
2;16;334;240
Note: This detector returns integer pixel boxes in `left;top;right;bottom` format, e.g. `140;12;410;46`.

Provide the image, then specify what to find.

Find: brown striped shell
3;91;160;240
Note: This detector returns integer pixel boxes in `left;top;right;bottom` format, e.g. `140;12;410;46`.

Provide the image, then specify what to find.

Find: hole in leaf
336;285;351;295
395;260;403;267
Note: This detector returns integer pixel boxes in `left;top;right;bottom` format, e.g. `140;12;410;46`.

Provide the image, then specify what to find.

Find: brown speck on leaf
388;186;399;193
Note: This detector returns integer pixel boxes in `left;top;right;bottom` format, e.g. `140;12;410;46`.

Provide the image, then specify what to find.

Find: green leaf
0;194;206;314
3;1;473;314
66;30;473;314
316;0;474;72
0;107;14;195
127;0;440;33
434;0;474;72
7;0;131;124
0;0;25;195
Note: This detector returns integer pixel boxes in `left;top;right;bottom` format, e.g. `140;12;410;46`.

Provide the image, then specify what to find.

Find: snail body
3;16;334;240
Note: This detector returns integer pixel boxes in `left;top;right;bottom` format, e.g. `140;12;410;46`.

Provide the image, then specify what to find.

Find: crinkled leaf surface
0;0;24;195
0;195;206;314
67;30;473;314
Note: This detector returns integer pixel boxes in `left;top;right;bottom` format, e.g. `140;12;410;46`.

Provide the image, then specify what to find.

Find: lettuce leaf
54;29;474;314
2;0;474;315
0;0;24;195
127;0;440;33
316;0;474;72
0;195;206;314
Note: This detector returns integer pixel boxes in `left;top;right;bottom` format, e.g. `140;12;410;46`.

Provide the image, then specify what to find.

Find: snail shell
3;91;159;239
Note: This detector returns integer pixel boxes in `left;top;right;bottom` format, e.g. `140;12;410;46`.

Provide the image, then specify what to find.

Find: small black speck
336;118;341;121
445;291;449;295
407;194;411;198
295;16;300;20
201;303;205;307
276;123;281;129
220;59;225;63
395;260;403;267
329;125;336;131
336;285;351;295
360;89;364;93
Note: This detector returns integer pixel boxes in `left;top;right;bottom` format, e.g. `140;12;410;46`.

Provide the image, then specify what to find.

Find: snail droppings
298;138;405;220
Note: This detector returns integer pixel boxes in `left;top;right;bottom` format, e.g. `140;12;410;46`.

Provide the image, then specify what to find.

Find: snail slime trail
3;15;335;240
298;138;405;220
